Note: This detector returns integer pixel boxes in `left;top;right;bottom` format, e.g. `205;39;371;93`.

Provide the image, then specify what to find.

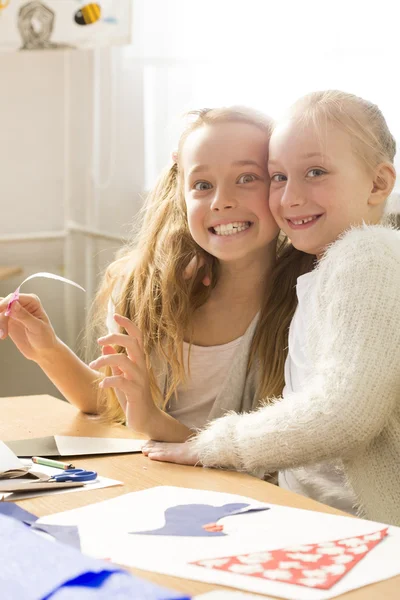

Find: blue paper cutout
32;522;82;550
0;503;81;549
130;502;269;537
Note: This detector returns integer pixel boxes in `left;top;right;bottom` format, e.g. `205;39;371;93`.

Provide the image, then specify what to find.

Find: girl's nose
280;181;306;208
210;187;237;211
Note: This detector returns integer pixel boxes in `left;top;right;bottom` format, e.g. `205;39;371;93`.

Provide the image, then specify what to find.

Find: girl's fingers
113;314;144;351
90;353;139;380
97;333;146;368
0;294;13;312
99;347;127;410
6;301;43;334
0;298;9;338
99;375;141;394
101;344;122;375
142;441;200;465
0;294;15;338
102;344;117;355
183;255;206;279
183;255;211;286
98;371;127;412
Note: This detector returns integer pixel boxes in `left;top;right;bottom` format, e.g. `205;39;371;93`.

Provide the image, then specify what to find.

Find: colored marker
32;457;75;470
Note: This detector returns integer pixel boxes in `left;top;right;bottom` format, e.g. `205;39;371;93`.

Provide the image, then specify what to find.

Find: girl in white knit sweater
142;90;400;526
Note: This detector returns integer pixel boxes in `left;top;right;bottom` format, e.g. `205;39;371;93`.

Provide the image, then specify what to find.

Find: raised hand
90;314;159;434
0;294;58;361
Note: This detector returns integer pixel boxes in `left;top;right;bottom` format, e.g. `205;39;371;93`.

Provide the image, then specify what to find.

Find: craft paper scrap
0;503;38;525
191;527;389;590
2;460;122;501
36;486;400;600
55;435;145;456
5;435;144;457
0;500;81;549
5;271;85;316
32;523;82;550
0;439;28;478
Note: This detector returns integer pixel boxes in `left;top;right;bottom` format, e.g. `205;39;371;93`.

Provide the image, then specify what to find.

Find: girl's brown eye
238;174;257;184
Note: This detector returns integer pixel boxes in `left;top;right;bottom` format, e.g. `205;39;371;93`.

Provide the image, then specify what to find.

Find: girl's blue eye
194;181;212;191
271;174;287;182
307;168;326;178
238;174;257;184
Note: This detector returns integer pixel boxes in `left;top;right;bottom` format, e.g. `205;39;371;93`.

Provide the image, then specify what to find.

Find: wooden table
0;267;22;281
2;395;398;599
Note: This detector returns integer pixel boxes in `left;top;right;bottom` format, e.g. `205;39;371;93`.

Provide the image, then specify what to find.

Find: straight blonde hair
91;107;314;423
289;90;396;172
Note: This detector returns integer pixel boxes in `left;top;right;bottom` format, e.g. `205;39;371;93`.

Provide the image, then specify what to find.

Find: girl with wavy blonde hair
0;106;312;442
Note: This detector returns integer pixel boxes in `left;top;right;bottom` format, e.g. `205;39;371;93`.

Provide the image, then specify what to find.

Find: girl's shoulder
318;224;400;277
311;224;400;308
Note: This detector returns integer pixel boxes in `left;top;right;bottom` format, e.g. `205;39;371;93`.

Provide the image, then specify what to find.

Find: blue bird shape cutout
130;503;270;537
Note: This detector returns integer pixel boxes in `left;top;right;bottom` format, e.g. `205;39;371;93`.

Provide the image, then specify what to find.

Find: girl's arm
38;339;99;413
191;227;400;473
0;294;99;414
135;405;193;442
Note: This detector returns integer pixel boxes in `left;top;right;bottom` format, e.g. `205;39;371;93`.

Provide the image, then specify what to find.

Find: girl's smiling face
268;119;390;257
182;121;279;264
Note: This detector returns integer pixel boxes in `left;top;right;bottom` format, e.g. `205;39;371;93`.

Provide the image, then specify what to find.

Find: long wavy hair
91;107;314;423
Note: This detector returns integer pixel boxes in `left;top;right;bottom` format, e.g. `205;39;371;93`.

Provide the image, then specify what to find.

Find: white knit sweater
191;225;400;526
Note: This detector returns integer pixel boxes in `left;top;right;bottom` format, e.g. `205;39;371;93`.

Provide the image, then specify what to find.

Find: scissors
49;469;97;483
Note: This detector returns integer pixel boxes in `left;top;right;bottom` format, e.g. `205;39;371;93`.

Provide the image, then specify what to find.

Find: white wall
0;47;145;399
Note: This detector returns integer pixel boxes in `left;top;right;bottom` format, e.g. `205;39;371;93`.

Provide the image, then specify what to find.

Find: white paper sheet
1;461;122;502
0;440;26;476
36;486;400;599
54;436;145;456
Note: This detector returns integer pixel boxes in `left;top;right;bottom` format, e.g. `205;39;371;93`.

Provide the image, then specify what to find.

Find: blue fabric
46;570;190;600
0;513;189;600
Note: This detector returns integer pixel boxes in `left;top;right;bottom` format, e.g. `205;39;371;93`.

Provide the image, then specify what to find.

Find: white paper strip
5;272;85;316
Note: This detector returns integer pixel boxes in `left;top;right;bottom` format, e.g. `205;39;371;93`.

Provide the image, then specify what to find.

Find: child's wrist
139;404;167;439
36;336;64;367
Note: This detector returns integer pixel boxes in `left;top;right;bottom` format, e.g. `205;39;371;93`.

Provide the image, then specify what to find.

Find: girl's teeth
291;216;318;225
213;222;251;236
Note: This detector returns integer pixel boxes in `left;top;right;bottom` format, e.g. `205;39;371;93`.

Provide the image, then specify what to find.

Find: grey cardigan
152;313;261;426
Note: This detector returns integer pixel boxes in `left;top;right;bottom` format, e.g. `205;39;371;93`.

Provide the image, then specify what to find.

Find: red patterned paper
190;527;388;590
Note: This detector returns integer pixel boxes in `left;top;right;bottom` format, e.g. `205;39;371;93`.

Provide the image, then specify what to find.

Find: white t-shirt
167;337;243;430
278;271;358;514
107;295;242;430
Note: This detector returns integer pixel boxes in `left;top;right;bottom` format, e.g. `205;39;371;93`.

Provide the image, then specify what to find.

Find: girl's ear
369;162;396;206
